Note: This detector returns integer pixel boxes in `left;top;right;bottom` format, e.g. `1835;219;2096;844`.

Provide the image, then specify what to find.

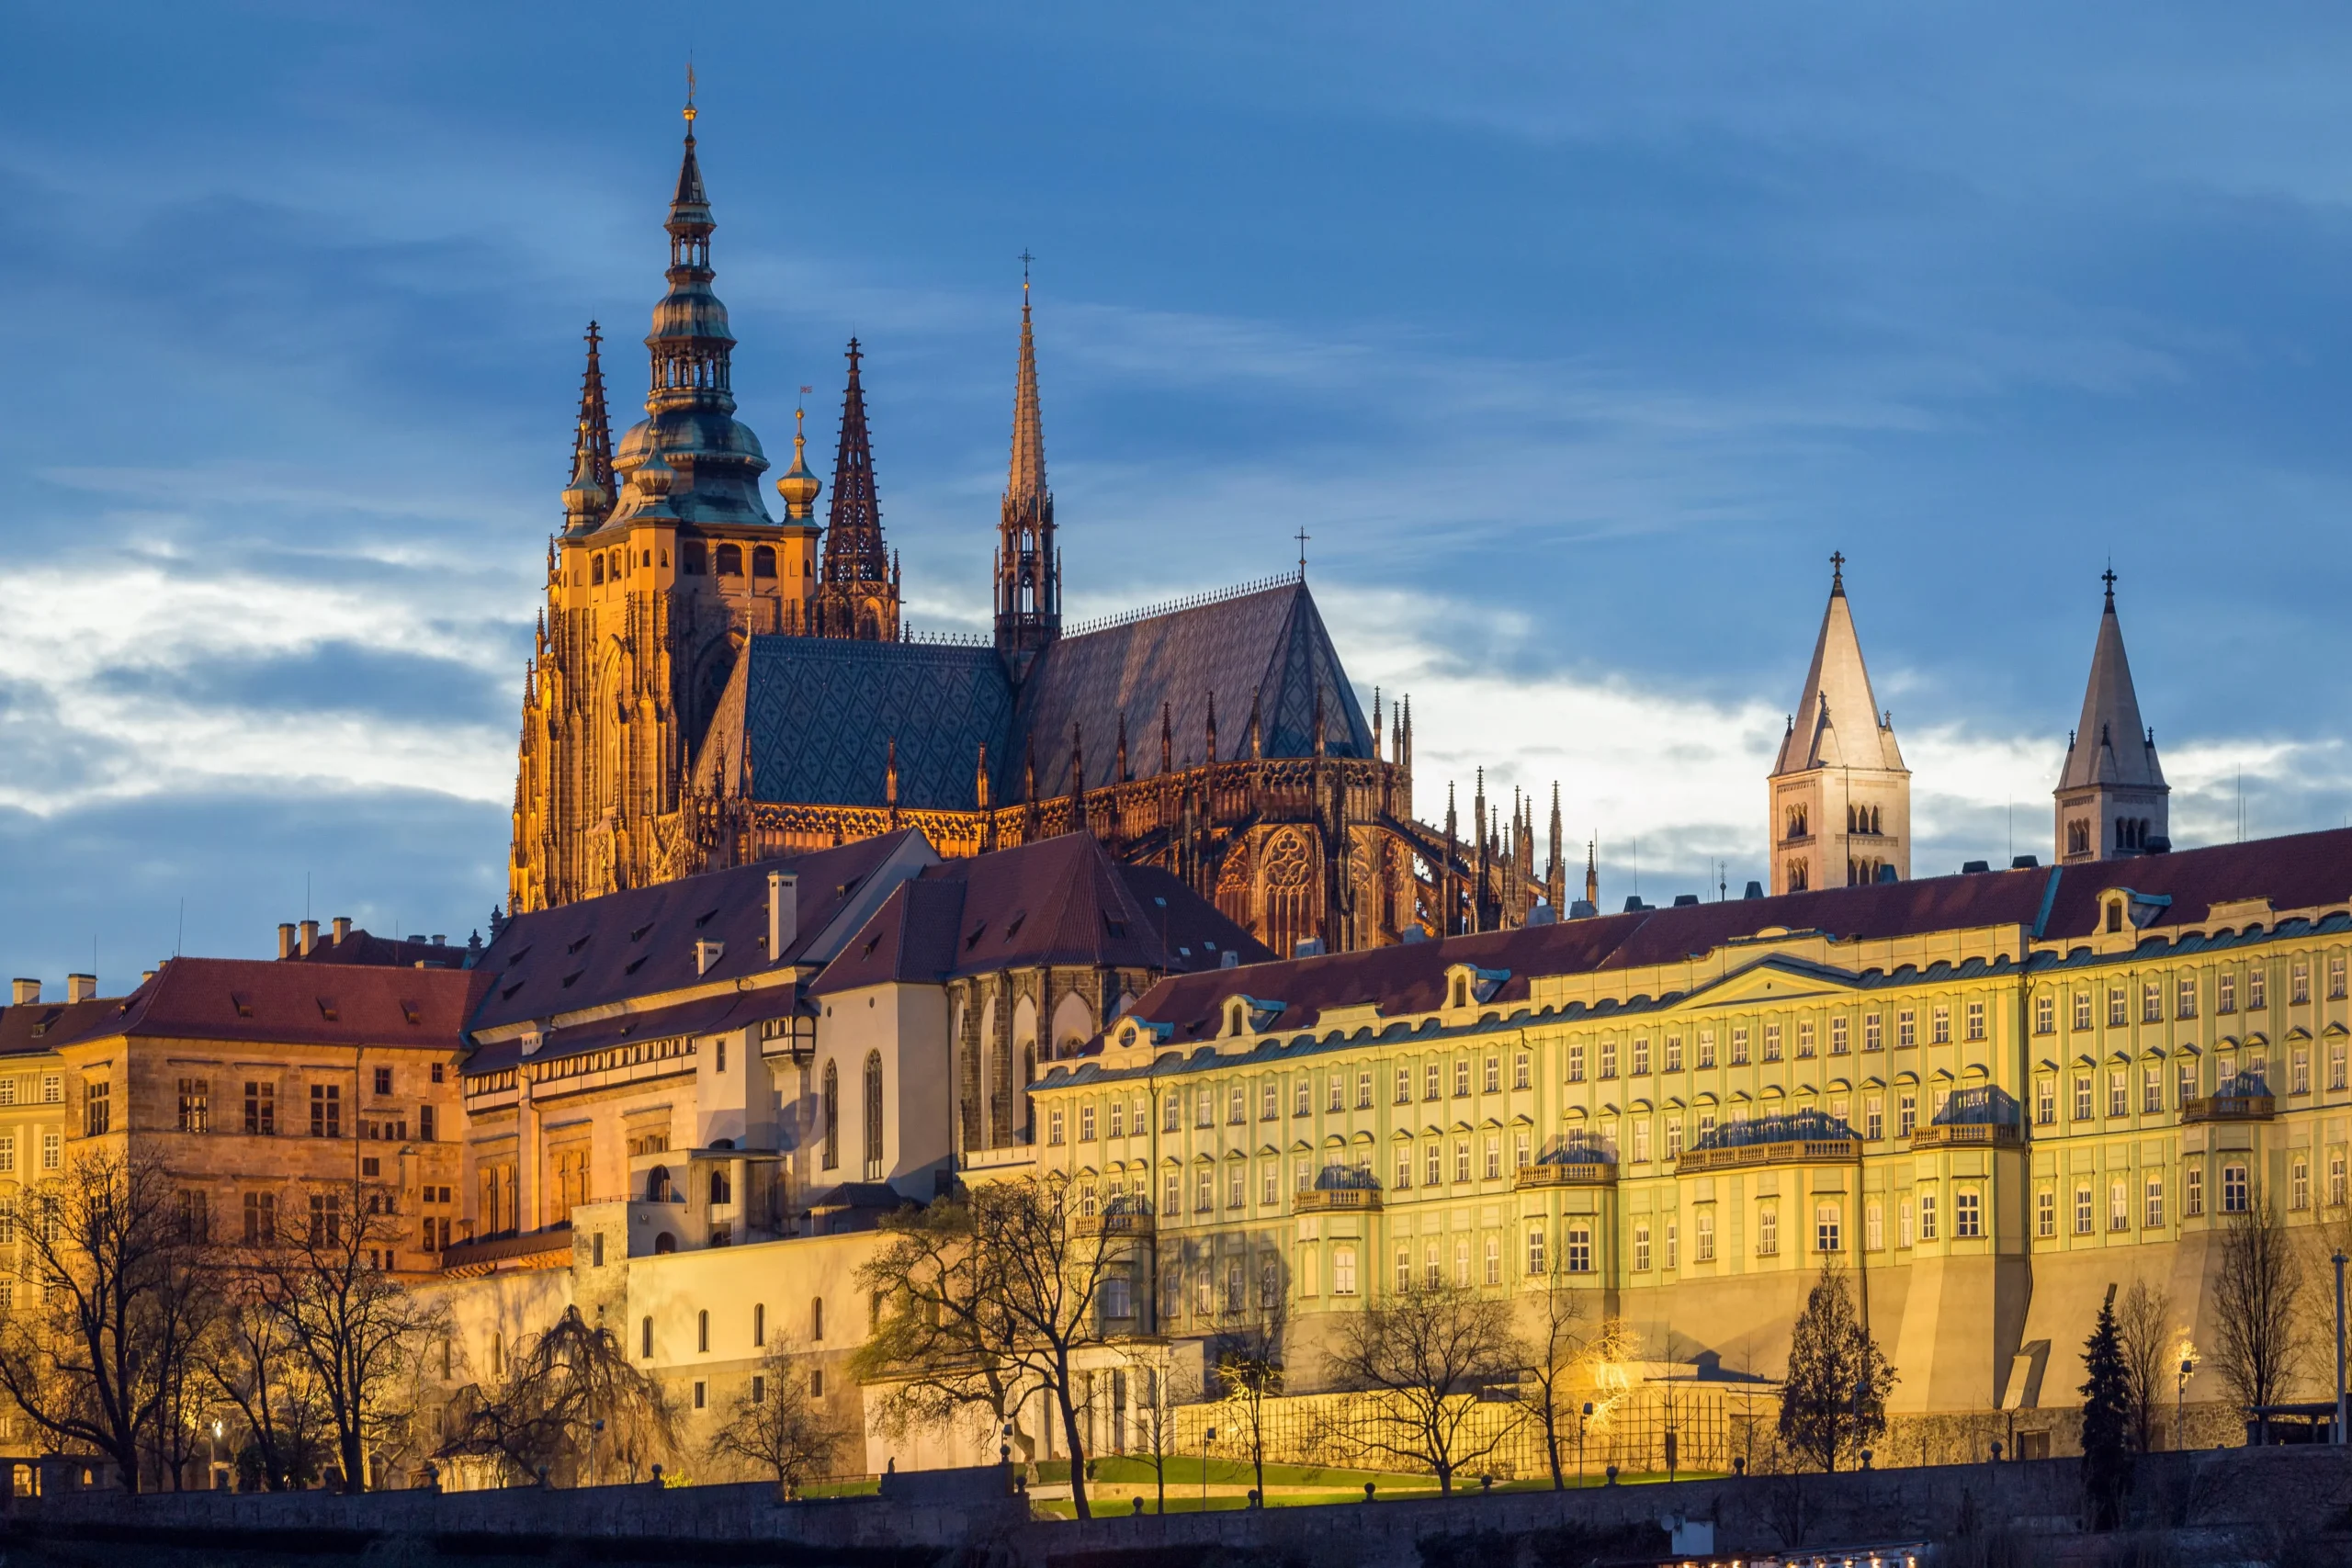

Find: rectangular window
310;1084;340;1138
1227;1087;1245;1125
1515;1130;1532;1169
1630;1039;1649;1077
372;1066;393;1096
1634;1223;1652;1271
177;1078;209;1134
1815;1202;1840;1254
1567;1043;1585;1082
2109;1071;2128;1119
1080;1104;1097;1141
2178;1060;2198;1109
242;1190;276;1245
1665;1034;1684;1071
1394;1145;1413;1190
1965;1000;1985;1043
1484;1232;1500;1285
2140;982;2161;1024
1695;1208;1715;1262
1484;1055;1501;1093
2108;987;2127;1027
1291;1078;1309;1119
40;1076;59;1106
2294;1047;2312;1097
1513;1051;1532;1089
2186;1167;2204;1217
2225;1164;2250;1212
1453;1140;1470;1183
1918;1190;1938;1241
2035;1077;2054;1126
2074;1075;2093;1122
2145;1174;2165;1230
1899;1200;1913;1248
1453;1059;1471;1097
1698;1029;1718;1067
2073;989;2092;1032
1525;1224;1548;1276
1666;1220;1679;1269
2143;1065;2163;1113
1422;1141;1442;1187
2333;1148;2347;1208
1866;1201;1884;1251
1756;1205;1778;1257
2109;1179;2129;1232
2294;960;2312;1005
1955;1190;1982;1239
1566;1224;1592;1273
2333;953;2347;1000
2250;967;2267;1010
1931;1004;1951;1045
1831;1016;1850;1055
1731;1026;1750;1065
1194;1169;1213;1213
1324;1076;1342;1113
2034;995;2054;1035
1169;1172;1185;1216
1797;1020;1816;1058
1599;1041;1618;1079
84;1080;110;1138
40;1132;58;1171
1047;1108;1066;1145
1864;1012;1883;1052
1395;1067;1412;1105
1897;1010;1917;1050
2177;976;2198;1020
1227;1166;1244;1210
1897;1092;1917;1137
1262;1163;1280;1206
2292;1156;2311;1212
1484;1134;1501;1181
2333;1037;2349;1092
0;1135;13;1175
1631;1120;1650;1164
1419;1063;1438;1100
1666;1117;1684;1158
2037;1188;2055;1238
1865;1097;1884;1141
1332;1244;1357;1296
1762;1023;1781;1062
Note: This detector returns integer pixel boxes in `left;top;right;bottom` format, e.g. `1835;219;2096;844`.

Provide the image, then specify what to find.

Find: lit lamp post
2177;1357;2194;1453
1578;1402;1593;1487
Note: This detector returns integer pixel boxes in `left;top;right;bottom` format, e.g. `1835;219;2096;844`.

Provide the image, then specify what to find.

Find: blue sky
6;3;2352;986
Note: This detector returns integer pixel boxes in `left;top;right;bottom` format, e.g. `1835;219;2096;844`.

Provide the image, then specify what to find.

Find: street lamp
589;1418;605;1488
1578;1402;1593;1487
1201;1426;1217;1511
2177;1358;2194;1453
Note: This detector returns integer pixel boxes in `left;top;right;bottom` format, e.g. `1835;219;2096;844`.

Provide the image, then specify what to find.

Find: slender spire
2060;570;2165;794
1585;838;1599;909
823;339;889;586
577;321;615;505
995;271;1060;668
1771;555;1904;777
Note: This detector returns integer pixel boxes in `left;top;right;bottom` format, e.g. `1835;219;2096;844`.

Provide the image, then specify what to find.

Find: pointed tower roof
1771;553;1905;777
1008;288;1047;510
577;321;615;504
823;339;889;584
2059;570;2165;792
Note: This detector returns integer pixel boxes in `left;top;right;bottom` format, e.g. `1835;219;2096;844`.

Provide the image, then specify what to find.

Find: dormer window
2104;893;2125;934
1444;964;1509;1010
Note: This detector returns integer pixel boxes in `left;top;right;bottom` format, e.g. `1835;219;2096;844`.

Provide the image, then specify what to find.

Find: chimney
66;974;96;1003
277;923;297;960
332;917;351;943
431;934;446;947
768;871;798;961
141;969;157;985
299;919;319;957
696;940;727;976
9;980;36;1006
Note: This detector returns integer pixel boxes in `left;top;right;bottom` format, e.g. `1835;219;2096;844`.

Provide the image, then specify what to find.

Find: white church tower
2054;570;2167;863
1768;554;1910;895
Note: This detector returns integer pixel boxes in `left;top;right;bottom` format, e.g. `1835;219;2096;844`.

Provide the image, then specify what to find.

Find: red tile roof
0;996;126;1056
282;930;472;968
1120;830;2352;1043
54;956;484;1052
808;833;1271;996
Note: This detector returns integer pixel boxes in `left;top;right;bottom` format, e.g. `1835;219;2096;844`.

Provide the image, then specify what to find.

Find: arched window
753;1303;765;1347
697;1310;709;1352
646;1163;671;1201
1787;858;1809;893
1020;1045;1037;1143
864;1051;885;1181
708;1167;731;1205
640;1316;653;1359
716;543;743;577
821;1062;840;1170
752;546;777;579
653;1232;676;1254
812;1297;825;1341
591;555;605;585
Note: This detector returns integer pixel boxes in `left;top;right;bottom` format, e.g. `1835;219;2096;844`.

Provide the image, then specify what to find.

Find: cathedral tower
1768;555;1909;894
2054;570;2167;863
994;278;1059;677
813;340;900;640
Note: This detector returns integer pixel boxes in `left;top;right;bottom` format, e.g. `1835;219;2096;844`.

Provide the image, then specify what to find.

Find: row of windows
640;1298;827;1360
2032;957;2346;1034
164;1077;440;1141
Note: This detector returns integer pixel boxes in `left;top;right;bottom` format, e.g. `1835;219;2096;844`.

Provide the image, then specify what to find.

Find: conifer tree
1777;1264;1894;1472
2079;1285;2133;1531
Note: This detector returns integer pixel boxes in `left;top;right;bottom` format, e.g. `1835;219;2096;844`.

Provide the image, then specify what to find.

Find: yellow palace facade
1035;825;2352;1441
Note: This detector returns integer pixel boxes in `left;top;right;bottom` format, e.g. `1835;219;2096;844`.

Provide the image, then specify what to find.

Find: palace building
506;102;1557;955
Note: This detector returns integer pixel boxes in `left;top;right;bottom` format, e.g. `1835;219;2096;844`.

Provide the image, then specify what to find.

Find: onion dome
775;407;821;520
630;448;680;518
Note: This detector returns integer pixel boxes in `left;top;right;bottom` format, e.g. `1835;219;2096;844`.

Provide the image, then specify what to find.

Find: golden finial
684;62;697;128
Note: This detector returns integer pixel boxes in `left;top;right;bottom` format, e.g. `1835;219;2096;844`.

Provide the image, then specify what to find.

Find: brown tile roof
808;833;1272;996
54;957;483;1052
469;832;924;1034
463;987;803;1076
0;996;125;1056
283;930;471;968
1118;830;2352;1045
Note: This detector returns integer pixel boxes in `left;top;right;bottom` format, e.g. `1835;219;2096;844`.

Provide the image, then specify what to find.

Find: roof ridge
1061;570;1304;639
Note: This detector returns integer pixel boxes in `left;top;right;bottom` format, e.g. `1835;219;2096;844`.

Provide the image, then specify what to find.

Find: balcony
2184;1093;2276;1124
1514;1159;1617;1190
1906;1122;2024;1151
1675;1138;1861;1175
1293;1186;1383;1215
1076;1207;1156;1239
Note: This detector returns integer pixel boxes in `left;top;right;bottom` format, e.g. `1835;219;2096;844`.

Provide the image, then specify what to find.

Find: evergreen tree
2079;1285;2132;1531
1778;1265;1894;1472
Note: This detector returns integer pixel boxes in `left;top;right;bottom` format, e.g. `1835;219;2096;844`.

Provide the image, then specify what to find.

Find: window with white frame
2186;1166;2204;1217
1631;1039;1650;1076
1665;1034;1685;1070
2178;976;2198;1020
1757;1204;1779;1256
1918;1190;1938;1241
1600;1041;1618;1079
1699;1028;1718;1066
1832;1016;1851;1055
2291;1156;2311;1212
2075;989;2094;1031
1932;1004;1951;1044
1956;1190;1982;1238
2144;1173;2165;1230
2222;1163;2249;1213
1965;1000;1985;1042
2034;995;2054;1035
1527;1224;1548;1276
1695;1208;1715;1261
2037;1188;2054;1237
1815;1201;1841;1253
1634;1223;1652;1271
1566;1224;1593;1273
1514;1051;1532;1089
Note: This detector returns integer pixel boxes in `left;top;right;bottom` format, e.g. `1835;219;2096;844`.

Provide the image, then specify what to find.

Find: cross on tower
1829;549;1846;587
2102;564;2119;608
1019;249;1035;288
1295;526;1312;573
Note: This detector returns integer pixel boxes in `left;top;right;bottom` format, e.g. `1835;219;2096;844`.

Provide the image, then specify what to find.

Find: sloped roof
0;995;124;1056
282;930;471;968
57;958;484;1052
1012;578;1374;795
464;987;801;1076
809;832;1272;995
1120;830;2352;1044
1772;576;1905;777
469;832;930;1033
715;636;1013;811
2058;594;2165;793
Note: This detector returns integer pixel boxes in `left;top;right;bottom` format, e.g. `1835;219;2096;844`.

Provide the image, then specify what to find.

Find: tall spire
2055;570;2167;861
577;321;615;507
994;268;1061;673
821;339;890;589
1768;553;1911;894
1771;554;1904;778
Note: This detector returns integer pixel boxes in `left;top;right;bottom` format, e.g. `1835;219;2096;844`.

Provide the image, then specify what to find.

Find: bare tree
1130;1348;1197;1514
0;1151;215;1490
855;1176;1124;1517
438;1304;675;1484
705;1345;841;1493
1319;1281;1523;1494
1777;1264;1894;1472
1511;1269;1587;1488
2113;1279;2175;1453
2211;1180;2306;1441
245;1179;446;1490
203;1283;331;1489
1213;1261;1286;1505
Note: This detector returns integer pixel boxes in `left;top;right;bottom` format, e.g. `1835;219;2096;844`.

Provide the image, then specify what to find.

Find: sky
6;3;2352;987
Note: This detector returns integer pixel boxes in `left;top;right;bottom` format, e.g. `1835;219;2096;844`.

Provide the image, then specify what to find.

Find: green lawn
1023;1454;1722;1517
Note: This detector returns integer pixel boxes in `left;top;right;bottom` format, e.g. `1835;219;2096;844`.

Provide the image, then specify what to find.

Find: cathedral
508;103;1557;953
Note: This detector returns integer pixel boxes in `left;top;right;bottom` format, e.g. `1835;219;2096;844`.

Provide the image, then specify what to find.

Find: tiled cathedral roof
712;576;1374;811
